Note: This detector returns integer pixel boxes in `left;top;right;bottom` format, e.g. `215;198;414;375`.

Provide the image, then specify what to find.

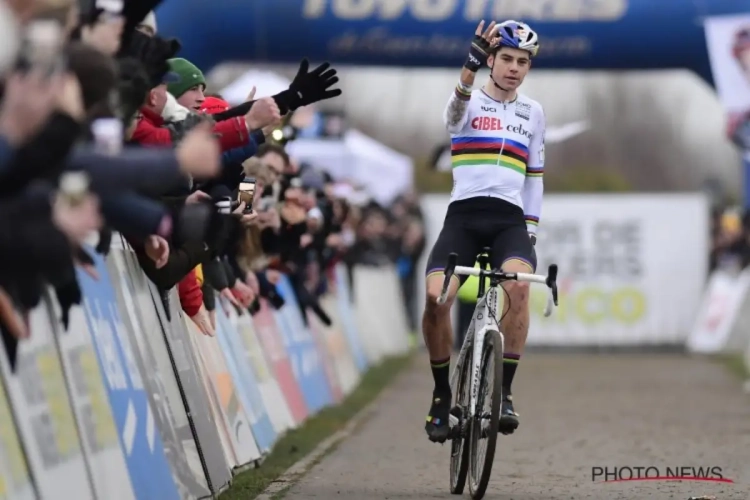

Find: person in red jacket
131;58;280;150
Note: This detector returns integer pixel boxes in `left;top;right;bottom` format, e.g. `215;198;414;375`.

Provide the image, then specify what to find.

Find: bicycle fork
449;327;495;439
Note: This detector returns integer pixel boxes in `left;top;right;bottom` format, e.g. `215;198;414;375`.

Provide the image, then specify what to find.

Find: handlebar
436;252;559;317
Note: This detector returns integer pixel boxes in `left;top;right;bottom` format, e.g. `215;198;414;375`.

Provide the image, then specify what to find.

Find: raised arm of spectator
221;129;266;167
213;59;342;121
99;192;172;240
70;122;221;196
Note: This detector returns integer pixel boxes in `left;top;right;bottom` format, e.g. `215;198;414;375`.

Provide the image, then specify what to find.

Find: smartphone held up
238;177;256;214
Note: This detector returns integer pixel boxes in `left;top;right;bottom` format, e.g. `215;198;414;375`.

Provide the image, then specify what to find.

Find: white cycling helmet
495;20;540;57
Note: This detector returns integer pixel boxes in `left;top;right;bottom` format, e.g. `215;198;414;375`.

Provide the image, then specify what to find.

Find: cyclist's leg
491;223;537;434
423;220;479;443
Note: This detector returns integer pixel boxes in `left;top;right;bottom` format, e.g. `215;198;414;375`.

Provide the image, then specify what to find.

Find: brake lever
436;253;458;305
546;263;559;307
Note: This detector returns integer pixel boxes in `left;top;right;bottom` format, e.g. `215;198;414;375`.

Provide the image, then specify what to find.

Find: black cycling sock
430;357;451;394
502;353;520;394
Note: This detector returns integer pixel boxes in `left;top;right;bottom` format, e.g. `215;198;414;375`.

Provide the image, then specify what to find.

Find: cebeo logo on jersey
471;116;502;131
507;123;531;138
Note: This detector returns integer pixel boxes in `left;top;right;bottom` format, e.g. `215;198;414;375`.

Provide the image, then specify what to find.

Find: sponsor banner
687;268;750;353
352;267;399;362
0;304;94;500
77;255;180;500
370;266;411;355
319;295;360;395
529;194;709;345
213;305;277;452
306;311;344;403
183;315;261;467
107;245;213;498
227;305;296;433
49;298;135;500
143;280;232;493
250;299;308;425
418;194;710;346
273;277;333;413
0;369;35;500
332;264;368;372
158;0;745;80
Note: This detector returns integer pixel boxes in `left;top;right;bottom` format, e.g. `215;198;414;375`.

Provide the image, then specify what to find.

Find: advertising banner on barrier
107;246;213;498
529;194;709;345
145;280;233;492
214;306;277;451
306;312;343;403
185;316;261;467
274;276;333;413
249;300;307;425
687;268;750;353
332;265;368;373
0;304;94;500
318;295;360;395
179;317;241;469
78;256;180;500
355;266;410;357
227;306;296;434
50;299;135;500
0;370;35;500
353;267;393;363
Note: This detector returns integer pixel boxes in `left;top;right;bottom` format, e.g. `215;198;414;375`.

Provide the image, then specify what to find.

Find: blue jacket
221;129;265;166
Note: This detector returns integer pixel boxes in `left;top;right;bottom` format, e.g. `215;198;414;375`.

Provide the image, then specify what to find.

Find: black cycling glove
464;34;494;72
274;59;342;114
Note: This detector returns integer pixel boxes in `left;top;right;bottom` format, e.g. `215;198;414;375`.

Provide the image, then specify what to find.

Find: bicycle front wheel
468;330;504;499
449;346;471;494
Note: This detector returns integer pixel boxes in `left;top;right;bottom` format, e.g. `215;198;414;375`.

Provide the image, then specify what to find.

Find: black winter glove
464;33;494;72
120;0;165;50
274;59;342;114
118;31;181;89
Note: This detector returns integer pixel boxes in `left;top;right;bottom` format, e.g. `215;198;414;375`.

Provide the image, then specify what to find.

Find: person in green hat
166;58;208;111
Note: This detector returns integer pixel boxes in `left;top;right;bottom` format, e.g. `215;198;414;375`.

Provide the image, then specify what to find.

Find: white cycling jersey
443;86;546;234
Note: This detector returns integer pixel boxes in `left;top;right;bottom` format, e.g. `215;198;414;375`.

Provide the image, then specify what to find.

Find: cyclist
423;19;545;443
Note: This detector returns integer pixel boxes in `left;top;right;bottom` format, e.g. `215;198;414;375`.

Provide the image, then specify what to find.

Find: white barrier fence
419;193;711;347
0;234;411;500
688;265;750;377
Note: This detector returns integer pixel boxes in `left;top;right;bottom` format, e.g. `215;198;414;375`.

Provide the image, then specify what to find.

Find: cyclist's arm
523;107;546;235
443;68;477;133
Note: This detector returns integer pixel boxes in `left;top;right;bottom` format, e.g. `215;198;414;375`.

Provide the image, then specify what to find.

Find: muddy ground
283;353;750;500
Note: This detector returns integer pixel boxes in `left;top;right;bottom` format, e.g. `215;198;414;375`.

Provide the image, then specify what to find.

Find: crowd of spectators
0;0;422;367
344;192;426;332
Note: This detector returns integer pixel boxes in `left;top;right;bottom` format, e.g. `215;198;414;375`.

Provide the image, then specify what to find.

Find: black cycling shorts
425;196;537;282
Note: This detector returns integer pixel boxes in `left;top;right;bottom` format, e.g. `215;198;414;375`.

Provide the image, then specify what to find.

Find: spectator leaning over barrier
0;0;352;361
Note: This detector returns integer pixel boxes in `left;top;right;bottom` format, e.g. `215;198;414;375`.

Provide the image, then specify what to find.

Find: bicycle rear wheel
449;346;471;494
468;330;504;499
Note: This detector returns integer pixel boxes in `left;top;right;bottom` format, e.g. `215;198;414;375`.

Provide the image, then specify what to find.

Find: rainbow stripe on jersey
450;136;529;175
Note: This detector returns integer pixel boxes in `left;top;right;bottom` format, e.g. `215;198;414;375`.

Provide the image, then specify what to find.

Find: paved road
283;353;750;500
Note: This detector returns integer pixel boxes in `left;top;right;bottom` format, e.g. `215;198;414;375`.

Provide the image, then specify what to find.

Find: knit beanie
166;58;206;98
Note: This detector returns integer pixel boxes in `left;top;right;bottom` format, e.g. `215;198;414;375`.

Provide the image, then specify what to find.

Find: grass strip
714;353;750;380
219;352;415;499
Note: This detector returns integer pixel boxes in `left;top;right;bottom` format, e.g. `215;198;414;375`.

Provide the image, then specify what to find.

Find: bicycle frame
450;282;503;420
441;258;558;430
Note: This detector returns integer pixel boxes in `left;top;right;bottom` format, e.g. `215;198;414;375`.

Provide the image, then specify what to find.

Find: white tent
286;130;414;207
219;69;291;105
219;68;415;207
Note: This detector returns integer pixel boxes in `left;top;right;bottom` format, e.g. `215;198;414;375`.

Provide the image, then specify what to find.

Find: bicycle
437;249;559;499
